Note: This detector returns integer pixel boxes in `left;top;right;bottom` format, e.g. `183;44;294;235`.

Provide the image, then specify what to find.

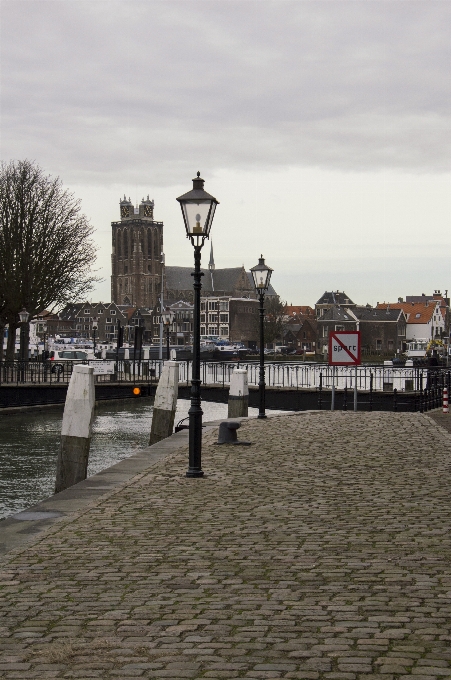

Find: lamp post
92;318;98;355
162;308;175;361
177;172;219;478
40;321;48;359
18;308;30;361
251;255;273;419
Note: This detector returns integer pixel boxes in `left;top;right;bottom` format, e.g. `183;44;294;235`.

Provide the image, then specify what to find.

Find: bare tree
253;295;287;348
0;160;98;360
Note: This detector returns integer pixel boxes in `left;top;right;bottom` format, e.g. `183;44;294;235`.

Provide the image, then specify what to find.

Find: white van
49;349;95;374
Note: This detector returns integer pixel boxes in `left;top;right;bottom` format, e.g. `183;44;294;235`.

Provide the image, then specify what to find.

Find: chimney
398;297;403;303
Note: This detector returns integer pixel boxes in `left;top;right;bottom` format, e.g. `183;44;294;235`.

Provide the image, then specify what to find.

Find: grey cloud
1;0;450;185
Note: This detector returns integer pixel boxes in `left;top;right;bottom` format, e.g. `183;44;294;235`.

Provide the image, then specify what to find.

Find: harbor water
0;399;268;520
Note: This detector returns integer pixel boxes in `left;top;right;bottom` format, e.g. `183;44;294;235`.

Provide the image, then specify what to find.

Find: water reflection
0;399;262;519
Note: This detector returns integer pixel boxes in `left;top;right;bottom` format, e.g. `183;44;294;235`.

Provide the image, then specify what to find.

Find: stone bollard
228;368;248;418
55;364;95;494
149;361;179;445
216;420;252;446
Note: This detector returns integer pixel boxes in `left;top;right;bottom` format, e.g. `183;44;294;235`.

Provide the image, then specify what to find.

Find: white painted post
228;368;249;418
331;365;335;411
354;365;358;411
149;361;179;445
55;365;95;493
143;347;149;360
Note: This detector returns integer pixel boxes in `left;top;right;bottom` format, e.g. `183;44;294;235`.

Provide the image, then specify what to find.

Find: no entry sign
329;331;361;366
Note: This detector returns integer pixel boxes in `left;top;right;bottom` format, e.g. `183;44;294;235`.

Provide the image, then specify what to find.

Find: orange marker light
132;387;141;396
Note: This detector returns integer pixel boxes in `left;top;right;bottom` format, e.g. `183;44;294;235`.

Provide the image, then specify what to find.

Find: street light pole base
186;469;205;478
257;414;267;419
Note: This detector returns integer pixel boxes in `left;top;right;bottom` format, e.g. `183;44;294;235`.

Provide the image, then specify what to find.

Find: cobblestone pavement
0;411;451;680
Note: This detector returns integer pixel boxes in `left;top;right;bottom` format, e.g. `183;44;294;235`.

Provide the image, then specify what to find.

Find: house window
220;327;228;336
376;339;382;350
209;314;218;323
323;327;328;337
388;340;394;351
219;314;228;323
303;331;306;339
219;301;228;311
208;300;217;311
201;302;206;311
201;326;206;335
106;318;112;323
200;314;206;323
335;325;345;331
110;310;116;315
84;309;90;314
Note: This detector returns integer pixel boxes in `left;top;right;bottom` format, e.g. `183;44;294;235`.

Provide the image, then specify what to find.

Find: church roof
165;265;277;297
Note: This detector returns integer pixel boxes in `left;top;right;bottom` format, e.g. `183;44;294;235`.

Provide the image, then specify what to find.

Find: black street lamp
18;308;30;361
162;308;175;361
251;255;273;419
177;172;219;478
92;317;98;355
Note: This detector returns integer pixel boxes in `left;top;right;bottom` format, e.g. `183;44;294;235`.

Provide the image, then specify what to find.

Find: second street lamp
92;318;98;355
18;308;30;362
251;255;273;419
177;172;219;478
161;308;175;361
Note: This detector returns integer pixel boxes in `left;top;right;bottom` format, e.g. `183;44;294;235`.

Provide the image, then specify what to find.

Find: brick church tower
111;195;163;308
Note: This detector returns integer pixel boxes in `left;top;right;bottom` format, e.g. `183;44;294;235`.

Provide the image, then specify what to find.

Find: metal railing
1;359;450;395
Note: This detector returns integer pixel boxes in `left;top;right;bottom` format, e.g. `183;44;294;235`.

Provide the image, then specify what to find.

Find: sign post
328;331;361;411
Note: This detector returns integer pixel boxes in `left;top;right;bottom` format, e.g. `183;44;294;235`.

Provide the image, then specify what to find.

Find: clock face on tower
143;205;152;217
121;206;129;218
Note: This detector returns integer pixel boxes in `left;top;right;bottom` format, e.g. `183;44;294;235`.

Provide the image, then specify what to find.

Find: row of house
283;290;449;356
36;296;261;347
35;289;449;357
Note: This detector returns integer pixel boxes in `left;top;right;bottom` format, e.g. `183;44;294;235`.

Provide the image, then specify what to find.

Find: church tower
111;195;163;308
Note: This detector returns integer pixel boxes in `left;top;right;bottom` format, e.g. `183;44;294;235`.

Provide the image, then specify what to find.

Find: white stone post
55;364;95;493
228;368;249;418
149;361;179;445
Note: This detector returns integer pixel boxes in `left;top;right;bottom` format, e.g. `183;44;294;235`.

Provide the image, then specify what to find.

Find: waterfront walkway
0;411;450;679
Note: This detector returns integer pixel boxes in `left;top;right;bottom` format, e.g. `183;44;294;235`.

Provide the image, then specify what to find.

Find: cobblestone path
0;411;451;679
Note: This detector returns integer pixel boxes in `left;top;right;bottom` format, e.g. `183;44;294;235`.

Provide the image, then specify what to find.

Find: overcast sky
1;0;450;306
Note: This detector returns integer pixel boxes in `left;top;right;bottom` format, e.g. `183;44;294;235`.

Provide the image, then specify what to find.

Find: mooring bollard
228;368;249;418
443;387;449;414
149;361;179;445
216;420;251;446
55;364;95;494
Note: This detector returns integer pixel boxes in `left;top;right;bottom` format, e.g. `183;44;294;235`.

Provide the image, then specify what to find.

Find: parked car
48;349;94;374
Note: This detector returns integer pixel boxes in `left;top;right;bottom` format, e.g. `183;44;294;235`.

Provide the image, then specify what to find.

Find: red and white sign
328;331;361;366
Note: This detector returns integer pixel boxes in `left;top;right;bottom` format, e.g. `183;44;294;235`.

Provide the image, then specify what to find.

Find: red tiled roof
376;302;438;324
286;305;314;317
